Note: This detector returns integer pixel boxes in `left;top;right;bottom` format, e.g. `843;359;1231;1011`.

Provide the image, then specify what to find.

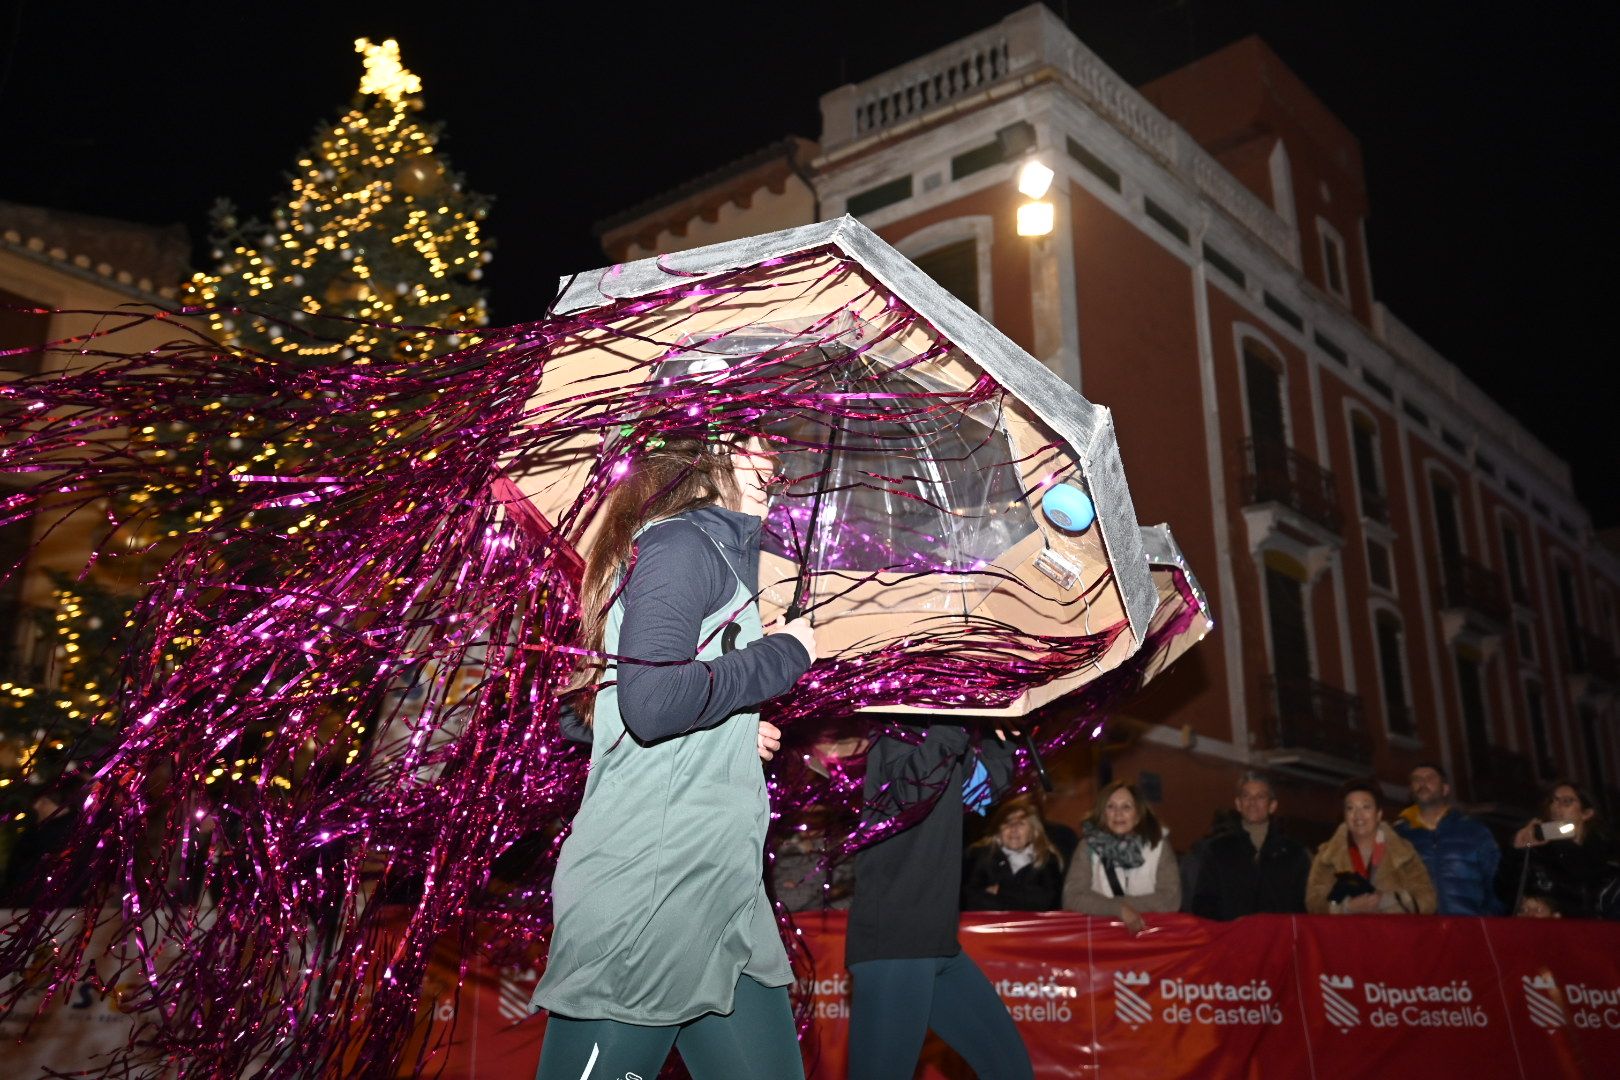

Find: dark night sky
2;2;1614;525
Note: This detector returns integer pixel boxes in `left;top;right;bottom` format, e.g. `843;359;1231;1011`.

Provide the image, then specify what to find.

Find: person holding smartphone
1498;779;1620;919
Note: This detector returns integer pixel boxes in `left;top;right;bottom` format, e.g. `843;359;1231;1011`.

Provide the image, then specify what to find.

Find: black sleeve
557;701;591;745
614;522;811;743
1190;845;1223;919
865;724;971;818
1284;843;1312;914
961;846;999;911
1000;861;1064;911
1496;847;1528;911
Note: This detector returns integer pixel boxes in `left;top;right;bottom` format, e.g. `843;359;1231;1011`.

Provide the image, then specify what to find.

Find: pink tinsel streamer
0;253;1146;1076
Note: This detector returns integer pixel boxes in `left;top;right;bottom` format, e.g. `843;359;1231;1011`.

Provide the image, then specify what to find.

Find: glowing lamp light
1017;158;1055;199
1017;200;1055;237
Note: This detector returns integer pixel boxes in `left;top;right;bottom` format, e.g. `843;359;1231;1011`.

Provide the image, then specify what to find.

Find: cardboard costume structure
508;216;1180;717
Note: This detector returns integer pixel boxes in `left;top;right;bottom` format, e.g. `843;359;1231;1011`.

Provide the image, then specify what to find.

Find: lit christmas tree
0;575;131;874
187;37;492;362
2;39;493;876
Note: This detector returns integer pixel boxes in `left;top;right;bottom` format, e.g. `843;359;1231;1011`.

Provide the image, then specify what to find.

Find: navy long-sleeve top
608;505;809;743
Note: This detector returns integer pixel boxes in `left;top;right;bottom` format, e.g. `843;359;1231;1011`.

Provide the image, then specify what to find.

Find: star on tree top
355;38;421;102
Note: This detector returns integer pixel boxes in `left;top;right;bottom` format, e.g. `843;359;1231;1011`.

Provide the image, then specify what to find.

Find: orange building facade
1;203;191;690
599;7;1618;840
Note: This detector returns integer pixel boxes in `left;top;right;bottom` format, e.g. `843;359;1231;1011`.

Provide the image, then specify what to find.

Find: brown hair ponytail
574;433;741;725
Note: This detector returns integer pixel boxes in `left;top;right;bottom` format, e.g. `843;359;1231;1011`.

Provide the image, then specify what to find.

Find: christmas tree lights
186;37;492;363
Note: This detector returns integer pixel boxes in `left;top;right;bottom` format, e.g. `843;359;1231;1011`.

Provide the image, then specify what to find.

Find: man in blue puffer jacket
1394;762;1503;915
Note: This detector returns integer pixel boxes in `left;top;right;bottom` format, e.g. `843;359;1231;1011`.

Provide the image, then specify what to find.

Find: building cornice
0;233;179;305
594;138;818;261
817;3;1298;268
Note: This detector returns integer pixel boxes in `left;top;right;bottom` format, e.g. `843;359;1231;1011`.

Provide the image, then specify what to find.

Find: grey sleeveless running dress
531;515;792;1024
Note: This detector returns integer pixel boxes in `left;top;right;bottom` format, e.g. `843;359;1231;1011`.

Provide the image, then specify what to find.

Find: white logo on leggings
575;1044;639;1080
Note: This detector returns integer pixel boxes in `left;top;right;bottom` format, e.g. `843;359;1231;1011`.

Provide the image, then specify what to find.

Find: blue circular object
1043;483;1095;532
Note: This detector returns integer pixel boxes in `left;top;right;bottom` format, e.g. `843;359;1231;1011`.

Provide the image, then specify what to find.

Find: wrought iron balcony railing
1571;629;1619;684
1260;674;1371;766
1437;555;1511;625
1357;485;1390;526
1243;437;1343;536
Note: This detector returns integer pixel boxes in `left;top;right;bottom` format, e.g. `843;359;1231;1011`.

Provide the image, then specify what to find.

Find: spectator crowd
767;766;1620;927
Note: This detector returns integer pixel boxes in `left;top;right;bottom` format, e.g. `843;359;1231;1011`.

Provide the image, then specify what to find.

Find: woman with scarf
1306;778;1436;915
1062;780;1180;934
531;433;817;1080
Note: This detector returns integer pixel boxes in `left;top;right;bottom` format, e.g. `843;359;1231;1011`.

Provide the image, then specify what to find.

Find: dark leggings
848;953;1033;1080
533;973;803;1080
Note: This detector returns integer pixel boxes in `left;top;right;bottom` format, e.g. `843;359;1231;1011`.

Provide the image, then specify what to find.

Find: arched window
1242;341;1288;449
1553;557;1584;671
1373;608;1414;738
1263;550;1312;701
896;217;993;319
1429;470;1465;564
1428;469;1476;615
1349;409;1386;523
1454;646;1491;795
1523;679;1554;778
1498;513;1528;605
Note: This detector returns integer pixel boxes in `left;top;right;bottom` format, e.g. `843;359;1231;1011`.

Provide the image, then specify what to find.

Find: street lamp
1017;200;1055;237
997;123;1056;237
1017;159;1055;199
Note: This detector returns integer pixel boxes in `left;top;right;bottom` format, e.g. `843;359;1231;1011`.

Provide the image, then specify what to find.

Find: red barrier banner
8;910;1618;1077
427;912;1619;1079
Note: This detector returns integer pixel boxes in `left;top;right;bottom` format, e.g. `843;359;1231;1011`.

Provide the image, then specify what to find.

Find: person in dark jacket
1191;773;1309;920
1392;762;1502;915
1179;808;1240;913
846;723;1030;1080
1498;779;1620;919
962;796;1065;912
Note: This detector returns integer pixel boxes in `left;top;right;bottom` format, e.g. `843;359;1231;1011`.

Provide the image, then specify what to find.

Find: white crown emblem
1319;974;1360;1031
1522;975;1567;1030
1113;970;1153;1028
496;966;540;1024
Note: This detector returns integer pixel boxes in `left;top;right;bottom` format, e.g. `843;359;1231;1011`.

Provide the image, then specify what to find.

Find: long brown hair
1088;780;1164;846
972;796;1065;870
575;433;741;724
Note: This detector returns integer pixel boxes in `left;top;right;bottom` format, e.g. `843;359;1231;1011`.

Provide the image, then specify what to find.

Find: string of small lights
185;38;491;365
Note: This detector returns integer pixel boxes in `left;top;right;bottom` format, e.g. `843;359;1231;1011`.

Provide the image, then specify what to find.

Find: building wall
876;183;1036;357
1;248;185;678
808;16;1620;836
598;7;1620;838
